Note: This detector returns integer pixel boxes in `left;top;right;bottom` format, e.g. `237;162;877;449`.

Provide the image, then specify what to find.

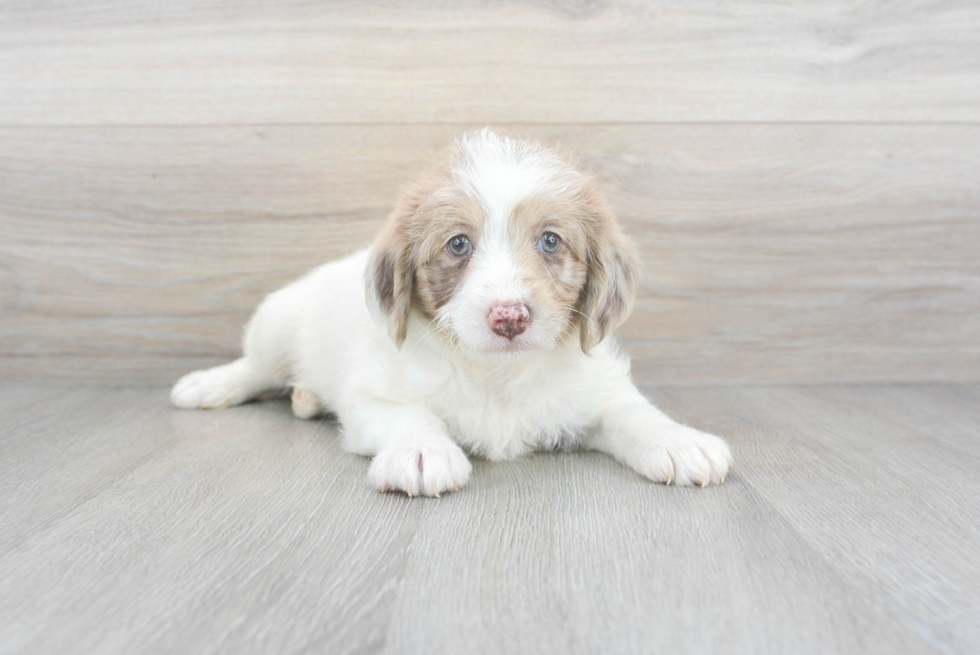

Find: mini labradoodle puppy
172;129;732;496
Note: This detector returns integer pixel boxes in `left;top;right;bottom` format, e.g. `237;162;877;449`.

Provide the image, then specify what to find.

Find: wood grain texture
7;383;980;654
649;385;980;652
2;124;978;384
1;1;979;125
387;453;923;654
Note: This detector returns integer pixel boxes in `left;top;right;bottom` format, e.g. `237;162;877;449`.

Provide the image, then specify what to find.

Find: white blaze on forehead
451;129;573;243
449;130;564;305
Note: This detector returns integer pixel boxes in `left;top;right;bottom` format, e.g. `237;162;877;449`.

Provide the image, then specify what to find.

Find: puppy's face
368;130;638;358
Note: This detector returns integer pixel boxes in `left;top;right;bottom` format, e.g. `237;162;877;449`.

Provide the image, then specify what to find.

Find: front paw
367;441;472;498
628;426;733;487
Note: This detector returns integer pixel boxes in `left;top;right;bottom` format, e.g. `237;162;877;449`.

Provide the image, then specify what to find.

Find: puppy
171;129;732;496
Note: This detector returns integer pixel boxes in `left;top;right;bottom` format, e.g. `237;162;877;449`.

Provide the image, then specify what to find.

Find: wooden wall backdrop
1;1;978;385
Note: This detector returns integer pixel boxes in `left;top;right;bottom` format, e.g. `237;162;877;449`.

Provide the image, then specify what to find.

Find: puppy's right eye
447;235;473;257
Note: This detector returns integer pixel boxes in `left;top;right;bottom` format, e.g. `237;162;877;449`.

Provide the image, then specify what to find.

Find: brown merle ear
366;161;459;348
577;205;640;353
366;204;415;348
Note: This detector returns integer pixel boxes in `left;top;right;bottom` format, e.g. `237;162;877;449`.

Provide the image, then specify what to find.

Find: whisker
567;307;597;329
406;321;441;358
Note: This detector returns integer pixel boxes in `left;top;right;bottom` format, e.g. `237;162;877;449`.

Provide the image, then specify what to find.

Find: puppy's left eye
538;232;561;255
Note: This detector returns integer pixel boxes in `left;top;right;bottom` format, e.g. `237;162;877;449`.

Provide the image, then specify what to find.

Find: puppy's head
367;129;639;358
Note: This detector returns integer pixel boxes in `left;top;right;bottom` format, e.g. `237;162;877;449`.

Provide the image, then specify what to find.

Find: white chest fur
397;332;633;460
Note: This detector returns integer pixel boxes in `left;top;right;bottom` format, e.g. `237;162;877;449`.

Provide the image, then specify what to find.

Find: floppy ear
577;214;641;352
366;205;415;348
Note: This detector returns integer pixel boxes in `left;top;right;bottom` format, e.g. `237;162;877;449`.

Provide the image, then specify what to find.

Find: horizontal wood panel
1;1;979;125
1;124;979;384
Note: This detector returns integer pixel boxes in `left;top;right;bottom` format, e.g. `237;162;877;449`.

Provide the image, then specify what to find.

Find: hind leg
172;277;309;411
172;279;305;410
291;387;324;419
171;357;272;409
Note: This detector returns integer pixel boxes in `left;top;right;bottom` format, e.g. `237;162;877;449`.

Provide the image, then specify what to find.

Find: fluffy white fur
172;130;732;497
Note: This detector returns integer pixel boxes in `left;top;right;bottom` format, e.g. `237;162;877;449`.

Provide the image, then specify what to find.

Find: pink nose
488;301;531;339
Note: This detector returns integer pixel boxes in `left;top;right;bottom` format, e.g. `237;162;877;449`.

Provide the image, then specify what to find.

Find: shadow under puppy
172;129;732;496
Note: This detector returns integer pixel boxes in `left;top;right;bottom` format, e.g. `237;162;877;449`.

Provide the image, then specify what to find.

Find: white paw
628;425;733;487
170;362;252;410
291;387;322;419
367;440;472;498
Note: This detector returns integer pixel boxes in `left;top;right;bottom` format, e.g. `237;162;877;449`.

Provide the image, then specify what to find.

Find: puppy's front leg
344;402;471;497
589;396;733;487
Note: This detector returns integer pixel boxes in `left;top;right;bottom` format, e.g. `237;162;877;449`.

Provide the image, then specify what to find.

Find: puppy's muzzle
488;301;530;340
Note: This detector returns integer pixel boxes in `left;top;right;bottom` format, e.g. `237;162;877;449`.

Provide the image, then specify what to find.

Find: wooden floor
1;382;977;654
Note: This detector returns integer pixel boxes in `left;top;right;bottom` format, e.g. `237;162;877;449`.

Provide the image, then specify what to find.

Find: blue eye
448;235;473;257
538;232;561;254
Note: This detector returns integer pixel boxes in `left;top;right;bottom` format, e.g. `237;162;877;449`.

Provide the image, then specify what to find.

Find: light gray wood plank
0;381;70;414
386;452;927;655
805;385;980;457
2;124;978;385
649;385;980;654
0;385;944;655
0;386;182;552
0;393;420;655
1;1;978;124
